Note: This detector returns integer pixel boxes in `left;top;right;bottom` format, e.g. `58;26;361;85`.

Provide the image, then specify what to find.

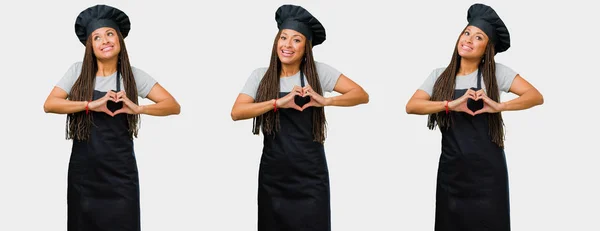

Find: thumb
301;101;314;111
473;108;486;116
112;108;126;116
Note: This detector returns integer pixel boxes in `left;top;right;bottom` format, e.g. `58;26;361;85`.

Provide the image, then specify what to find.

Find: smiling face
91;27;121;61
457;25;489;60
277;29;307;66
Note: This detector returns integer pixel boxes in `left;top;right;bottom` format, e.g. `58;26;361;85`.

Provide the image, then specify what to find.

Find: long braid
66;31;140;141
66;37;96;140
253;32;327;143
117;32;140;139
302;40;327;143
253;31;282;136
481;44;505;147
428;27;505;147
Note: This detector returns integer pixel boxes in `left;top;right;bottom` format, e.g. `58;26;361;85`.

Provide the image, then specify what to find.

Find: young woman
231;4;368;231
405;3;543;230
43;4;180;231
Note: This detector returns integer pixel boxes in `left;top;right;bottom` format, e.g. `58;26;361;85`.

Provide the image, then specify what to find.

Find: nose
465;35;473;43
284;38;292;47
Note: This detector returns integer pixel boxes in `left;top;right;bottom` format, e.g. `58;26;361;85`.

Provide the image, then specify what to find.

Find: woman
406;3;543;231
43;4;180;231
231;4;368;231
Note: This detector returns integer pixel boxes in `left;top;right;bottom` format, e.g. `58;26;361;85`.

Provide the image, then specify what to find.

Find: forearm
406;99;446;115
44;98;87;114
231;99;276;121
501;88;544;111
140;98;180;116
326;88;369;107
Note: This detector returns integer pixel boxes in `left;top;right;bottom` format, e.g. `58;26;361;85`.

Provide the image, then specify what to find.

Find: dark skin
231;29;369;121
406;26;543;115
44;27;180;116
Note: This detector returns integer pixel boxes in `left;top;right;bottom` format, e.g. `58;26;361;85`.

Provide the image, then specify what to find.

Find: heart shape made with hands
106;90;123;113
294;95;311;108
467;87;484;112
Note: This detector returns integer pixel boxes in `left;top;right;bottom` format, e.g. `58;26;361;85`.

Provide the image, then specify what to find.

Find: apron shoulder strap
476;66;482;89
116;71;121;91
115;61;121;92
300;69;305;87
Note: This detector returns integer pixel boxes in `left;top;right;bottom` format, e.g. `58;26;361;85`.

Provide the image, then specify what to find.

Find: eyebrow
281;32;303;38
465;29;487;38
92;29;116;36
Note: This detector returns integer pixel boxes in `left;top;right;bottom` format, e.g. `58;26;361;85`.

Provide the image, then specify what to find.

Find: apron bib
67;70;141;231
258;71;331;231
434;68;510;231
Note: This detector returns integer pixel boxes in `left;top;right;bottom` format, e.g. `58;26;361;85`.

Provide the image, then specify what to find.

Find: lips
460;44;473;52
280;49;294;57
101;46;114;52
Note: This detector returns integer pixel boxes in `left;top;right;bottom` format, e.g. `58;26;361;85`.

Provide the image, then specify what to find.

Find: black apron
258;72;331;231
434;68;510;231
67;71;141;231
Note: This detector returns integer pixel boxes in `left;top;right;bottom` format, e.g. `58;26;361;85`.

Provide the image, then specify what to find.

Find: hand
473;89;503;115
87;91;117;116
300;85;329;110
275;86;303;111
447;88;477;116
114;91;143;115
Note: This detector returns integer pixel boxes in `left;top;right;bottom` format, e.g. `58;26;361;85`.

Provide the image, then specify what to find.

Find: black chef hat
75;4;131;45
467;3;510;53
275;4;326;46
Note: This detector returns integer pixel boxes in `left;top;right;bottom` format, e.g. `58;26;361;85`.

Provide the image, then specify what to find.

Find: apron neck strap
116;71;121;92
299;69;305;87
115;61;121;92
476;66;482;89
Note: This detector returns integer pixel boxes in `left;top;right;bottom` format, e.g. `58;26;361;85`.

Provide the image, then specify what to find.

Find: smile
101;46;114;52
460;44;473;51
281;49;294;57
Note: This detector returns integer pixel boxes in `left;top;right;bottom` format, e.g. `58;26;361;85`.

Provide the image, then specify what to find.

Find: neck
280;62;301;77
96;58;118;77
457;57;481;76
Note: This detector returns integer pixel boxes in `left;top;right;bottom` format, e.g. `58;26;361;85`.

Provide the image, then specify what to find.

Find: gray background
1;0;598;230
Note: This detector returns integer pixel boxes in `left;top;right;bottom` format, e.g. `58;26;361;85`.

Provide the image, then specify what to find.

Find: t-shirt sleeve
56;62;83;95
240;68;266;100
132;67;157;98
315;62;342;93
495;63;518;93
419;68;444;97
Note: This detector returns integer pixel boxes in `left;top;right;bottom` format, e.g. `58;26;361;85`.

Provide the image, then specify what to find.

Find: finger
288;90;299;98
293;104;304;111
113;109;123;116
300;102;313;111
476;92;485;100
292;87;303;96
473;109;485;115
103;108;115;117
464;109;475;116
303;85;313;92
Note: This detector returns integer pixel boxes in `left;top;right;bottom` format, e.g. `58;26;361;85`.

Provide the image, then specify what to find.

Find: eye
93;36;100;41
294;39;301;43
464;31;470;36
280;36;286;40
476;36;482;40
107;31;114;36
